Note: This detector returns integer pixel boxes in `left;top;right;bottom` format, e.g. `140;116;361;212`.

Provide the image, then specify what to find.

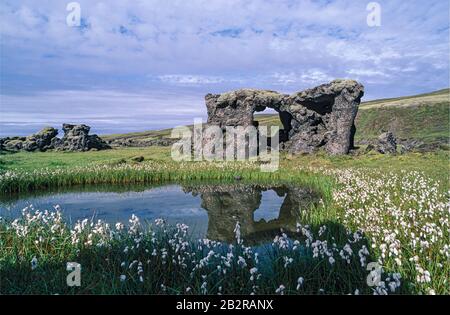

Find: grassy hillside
360;88;449;108
101;115;284;144
101;127;179;142
355;88;449;143
102;89;449;144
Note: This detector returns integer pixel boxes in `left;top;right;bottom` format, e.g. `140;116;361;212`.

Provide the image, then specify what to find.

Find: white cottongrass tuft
275;284;286;295
296;277;304;290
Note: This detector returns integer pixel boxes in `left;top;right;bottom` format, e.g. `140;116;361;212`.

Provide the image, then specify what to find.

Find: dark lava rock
377;132;397;154
3;138;24;151
204;79;364;155
22;127;58;152
1;124;110;152
131;156;145;162
1;127;58;152
364;143;375;154
54;124;111;151
109;138;176;148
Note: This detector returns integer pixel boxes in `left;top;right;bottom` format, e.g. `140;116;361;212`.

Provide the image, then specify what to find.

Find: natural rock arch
204;79;364;155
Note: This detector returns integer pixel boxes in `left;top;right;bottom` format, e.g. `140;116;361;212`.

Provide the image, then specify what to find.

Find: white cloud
271;72;299;85
0;0;448;133
300;70;334;85
270;70;333;86
347;69;390;77
158;75;227;85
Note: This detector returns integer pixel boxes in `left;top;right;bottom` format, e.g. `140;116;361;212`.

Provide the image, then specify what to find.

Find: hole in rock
253;107;291;144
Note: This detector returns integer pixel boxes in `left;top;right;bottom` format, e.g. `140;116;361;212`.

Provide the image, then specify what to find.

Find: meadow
0;146;448;295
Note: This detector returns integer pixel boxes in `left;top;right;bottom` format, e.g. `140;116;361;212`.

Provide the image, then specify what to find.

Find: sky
0;0;449;136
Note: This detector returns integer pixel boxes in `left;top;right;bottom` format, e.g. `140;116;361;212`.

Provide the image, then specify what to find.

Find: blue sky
0;0;448;136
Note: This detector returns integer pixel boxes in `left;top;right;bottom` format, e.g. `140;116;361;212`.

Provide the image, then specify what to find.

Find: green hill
355;89;449;143
103;88;449;145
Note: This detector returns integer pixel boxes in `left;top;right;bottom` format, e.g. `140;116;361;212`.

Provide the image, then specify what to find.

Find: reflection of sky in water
254;190;285;222
0;185;287;239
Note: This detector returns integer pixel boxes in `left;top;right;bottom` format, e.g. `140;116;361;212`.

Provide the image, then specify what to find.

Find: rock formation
205;79;364;155
1;127;58;152
0;124;110;152
107;138;175;148
1;137;25;151
376;131;397;154
52;124;110;151
23;127;59;151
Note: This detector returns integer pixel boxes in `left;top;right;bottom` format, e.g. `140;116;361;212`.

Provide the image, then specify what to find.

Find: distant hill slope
355;88;449;143
103;88;449;144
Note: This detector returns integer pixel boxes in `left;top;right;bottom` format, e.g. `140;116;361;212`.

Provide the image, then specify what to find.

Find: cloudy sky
0;0;448;136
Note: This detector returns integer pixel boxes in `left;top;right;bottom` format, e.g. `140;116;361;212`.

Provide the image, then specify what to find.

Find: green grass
355;102;449;142
0;147;170;171
1;154;448;294
350;88;448;143
360;88;449;108
1;147;448;196
285;150;450;182
1;146;448;200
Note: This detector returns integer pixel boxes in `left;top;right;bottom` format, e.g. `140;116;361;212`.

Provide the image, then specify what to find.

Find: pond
0;182;320;244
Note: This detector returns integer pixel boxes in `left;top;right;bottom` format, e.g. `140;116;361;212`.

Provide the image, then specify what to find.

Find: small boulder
36;127;58;142
377;132;397;154
364;143;375;154
23;127;58;151
22;139;39;151
87;134;111;151
131;156;145;162
4;139;24;151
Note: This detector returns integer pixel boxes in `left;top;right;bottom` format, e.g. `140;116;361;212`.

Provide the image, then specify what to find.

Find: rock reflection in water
183;183;320;244
0;182;320;245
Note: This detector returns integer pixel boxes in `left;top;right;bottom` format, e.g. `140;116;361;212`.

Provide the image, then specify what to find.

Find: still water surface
0;182;319;244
